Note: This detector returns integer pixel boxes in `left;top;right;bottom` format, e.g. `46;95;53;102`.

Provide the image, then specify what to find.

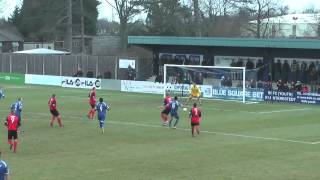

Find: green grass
1;84;320;180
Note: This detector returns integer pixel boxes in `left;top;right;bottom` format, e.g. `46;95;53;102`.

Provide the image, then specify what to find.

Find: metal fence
0;54;153;80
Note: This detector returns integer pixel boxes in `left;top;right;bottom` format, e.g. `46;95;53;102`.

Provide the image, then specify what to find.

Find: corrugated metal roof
128;36;320;50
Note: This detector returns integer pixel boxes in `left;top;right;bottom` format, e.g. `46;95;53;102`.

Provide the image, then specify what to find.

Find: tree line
2;0;320;51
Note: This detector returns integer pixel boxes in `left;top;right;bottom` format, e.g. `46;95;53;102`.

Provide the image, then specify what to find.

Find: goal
163;64;247;103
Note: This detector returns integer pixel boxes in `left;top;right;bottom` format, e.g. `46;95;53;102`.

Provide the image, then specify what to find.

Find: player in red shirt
5;109;20;153
87;87;96;119
48;94;63;128
160;96;171;126
189;103;202;137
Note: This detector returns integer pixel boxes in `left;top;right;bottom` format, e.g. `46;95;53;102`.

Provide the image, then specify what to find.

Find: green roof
128;36;320;50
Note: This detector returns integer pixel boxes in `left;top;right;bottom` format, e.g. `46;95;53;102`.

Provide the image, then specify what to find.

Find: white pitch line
179;106;310;114
310;141;320;145
258;108;309;114
105;121;315;145
0;108;317;145
13;114;320;145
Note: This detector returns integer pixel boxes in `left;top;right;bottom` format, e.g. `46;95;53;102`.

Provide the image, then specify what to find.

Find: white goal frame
163;64;246;103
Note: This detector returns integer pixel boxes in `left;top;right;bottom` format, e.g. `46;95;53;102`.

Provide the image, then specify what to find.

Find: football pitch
1;84;320;180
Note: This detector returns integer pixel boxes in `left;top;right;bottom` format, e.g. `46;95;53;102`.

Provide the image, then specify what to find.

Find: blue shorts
98;115;106;128
170;112;179;119
98;115;106;121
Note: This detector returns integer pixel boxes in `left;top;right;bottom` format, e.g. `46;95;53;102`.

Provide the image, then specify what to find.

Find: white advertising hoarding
61;77;102;89
121;80;212;97
121;80;163;94
25;74;62;86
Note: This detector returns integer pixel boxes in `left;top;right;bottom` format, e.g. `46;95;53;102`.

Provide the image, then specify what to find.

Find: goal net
163;64;247;103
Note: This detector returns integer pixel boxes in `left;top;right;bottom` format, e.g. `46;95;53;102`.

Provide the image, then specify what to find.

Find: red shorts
8;130;18;140
191;121;200;126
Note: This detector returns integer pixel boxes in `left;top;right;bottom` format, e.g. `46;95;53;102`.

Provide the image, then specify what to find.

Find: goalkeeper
186;83;201;105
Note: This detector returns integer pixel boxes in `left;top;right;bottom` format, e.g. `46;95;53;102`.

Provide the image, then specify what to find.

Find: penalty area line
310;141;320;145
257;108;309;114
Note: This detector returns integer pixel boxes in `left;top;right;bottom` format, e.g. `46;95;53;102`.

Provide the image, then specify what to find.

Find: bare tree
201;0;236;17
65;0;73;53
239;0;279;38
112;0;142;50
193;0;201;36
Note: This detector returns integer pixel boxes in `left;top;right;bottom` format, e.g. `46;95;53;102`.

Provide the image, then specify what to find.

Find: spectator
256;59;264;81
171;76;178;84
184;57;190;65
282;60;290;83
274;60;282;82
221;76;226;87
246;59;255;80
257;80;264;88
230;59;237;80
276;79;284;91
264;81;272;90
308;62;316;83
291;60;299;82
309;67;317;92
289;81;296;92
176;72;183;84
302;84;309;93
127;65;135;80
246;59;254;69
300;61;307;83
317;61;320;83
236;59;243;80
317;84;320;94
182;72;191;84
225;76;232;87
194;73;203;85
249;78;256;88
283;83;289;92
295;81;302;91
74;68;83;77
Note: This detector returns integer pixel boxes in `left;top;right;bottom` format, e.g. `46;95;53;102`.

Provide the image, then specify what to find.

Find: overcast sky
1;0;320;20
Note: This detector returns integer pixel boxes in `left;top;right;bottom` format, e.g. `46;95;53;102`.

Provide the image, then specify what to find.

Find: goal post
163;64;246;103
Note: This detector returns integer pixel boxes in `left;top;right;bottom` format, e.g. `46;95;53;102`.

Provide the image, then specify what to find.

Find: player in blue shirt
0;152;9;180
11;97;23;120
11;97;23;132
95;97;110;134
0;88;4;100
169;96;182;129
